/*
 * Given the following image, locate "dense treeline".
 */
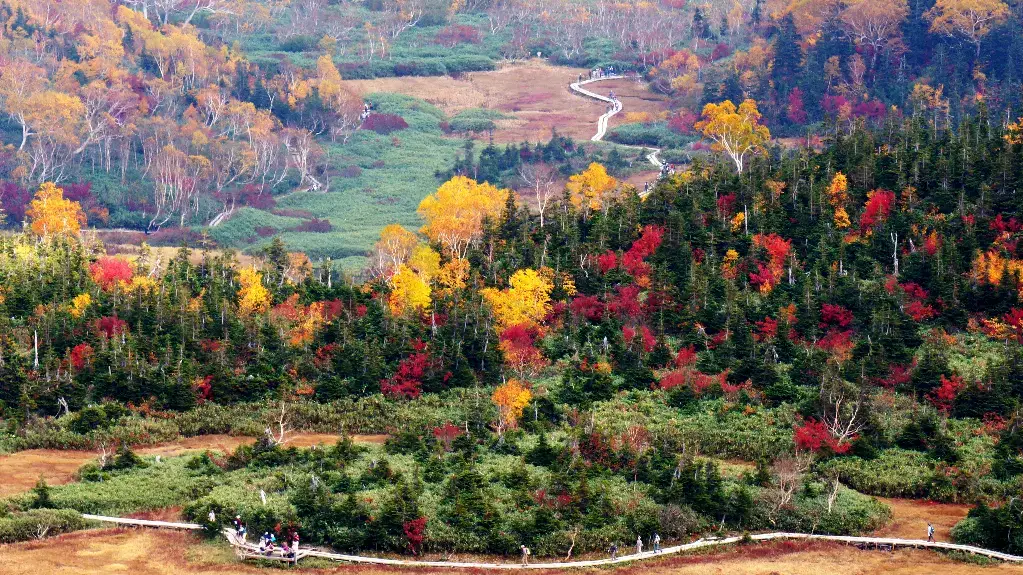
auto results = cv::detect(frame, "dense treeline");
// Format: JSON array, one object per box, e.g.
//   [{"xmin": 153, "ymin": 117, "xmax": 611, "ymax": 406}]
[{"xmin": 2, "ymin": 112, "xmax": 1023, "ymax": 553}]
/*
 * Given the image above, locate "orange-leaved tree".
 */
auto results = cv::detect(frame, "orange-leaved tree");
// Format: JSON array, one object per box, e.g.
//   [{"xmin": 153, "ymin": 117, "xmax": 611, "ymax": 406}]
[
  {"xmin": 566, "ymin": 162, "xmax": 619, "ymax": 216},
  {"xmin": 418, "ymin": 176, "xmax": 508, "ymax": 258},
  {"xmin": 492, "ymin": 379, "xmax": 532, "ymax": 435},
  {"xmin": 26, "ymin": 182, "xmax": 87, "ymax": 238},
  {"xmin": 694, "ymin": 99, "xmax": 770, "ymax": 173}
]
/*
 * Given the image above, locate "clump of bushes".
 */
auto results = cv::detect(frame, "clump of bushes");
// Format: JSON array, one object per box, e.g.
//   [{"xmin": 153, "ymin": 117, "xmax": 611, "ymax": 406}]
[
  {"xmin": 292, "ymin": 218, "xmax": 333, "ymax": 233},
  {"xmin": 0, "ymin": 509, "xmax": 86, "ymax": 543},
  {"xmin": 363, "ymin": 113, "xmax": 409, "ymax": 134}
]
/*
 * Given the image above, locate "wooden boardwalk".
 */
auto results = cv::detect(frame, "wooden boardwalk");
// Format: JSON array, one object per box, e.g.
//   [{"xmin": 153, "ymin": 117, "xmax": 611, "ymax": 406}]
[
  {"xmin": 569, "ymin": 76, "xmax": 664, "ymax": 176},
  {"xmin": 81, "ymin": 514, "xmax": 1023, "ymax": 568}
]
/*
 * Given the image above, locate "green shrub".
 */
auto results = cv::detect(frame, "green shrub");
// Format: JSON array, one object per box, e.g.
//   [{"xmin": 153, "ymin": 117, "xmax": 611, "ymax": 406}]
[{"xmin": 0, "ymin": 509, "xmax": 86, "ymax": 543}]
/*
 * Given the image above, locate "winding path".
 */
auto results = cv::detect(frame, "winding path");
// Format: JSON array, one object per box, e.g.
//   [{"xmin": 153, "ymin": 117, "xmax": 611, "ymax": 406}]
[
  {"xmin": 569, "ymin": 76, "xmax": 664, "ymax": 176},
  {"xmin": 82, "ymin": 514, "xmax": 1023, "ymax": 568}
]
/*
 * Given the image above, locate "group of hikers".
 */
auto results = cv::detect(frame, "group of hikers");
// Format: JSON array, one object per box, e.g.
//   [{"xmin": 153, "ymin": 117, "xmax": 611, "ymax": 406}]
[
  {"xmin": 519, "ymin": 534, "xmax": 662, "ymax": 565},
  {"xmin": 231, "ymin": 515, "xmax": 301, "ymax": 559}
]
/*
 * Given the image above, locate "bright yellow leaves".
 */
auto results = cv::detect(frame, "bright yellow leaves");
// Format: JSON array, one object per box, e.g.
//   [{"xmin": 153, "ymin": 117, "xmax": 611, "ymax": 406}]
[
  {"xmin": 730, "ymin": 212, "xmax": 745, "ymax": 233},
  {"xmin": 492, "ymin": 379, "xmax": 532, "ymax": 434},
  {"xmin": 694, "ymin": 99, "xmax": 770, "ymax": 173},
  {"xmin": 722, "ymin": 249, "xmax": 740, "ymax": 280},
  {"xmin": 27, "ymin": 182, "xmax": 87, "ymax": 238},
  {"xmin": 418, "ymin": 176, "xmax": 509, "ymax": 258},
  {"xmin": 389, "ymin": 265, "xmax": 432, "ymax": 315},
  {"xmin": 237, "ymin": 267, "xmax": 271, "ymax": 316},
  {"xmin": 481, "ymin": 268, "xmax": 553, "ymax": 331},
  {"xmin": 69, "ymin": 293, "xmax": 92, "ymax": 319},
  {"xmin": 827, "ymin": 172, "xmax": 851, "ymax": 229},
  {"xmin": 566, "ymin": 162, "xmax": 619, "ymax": 215}
]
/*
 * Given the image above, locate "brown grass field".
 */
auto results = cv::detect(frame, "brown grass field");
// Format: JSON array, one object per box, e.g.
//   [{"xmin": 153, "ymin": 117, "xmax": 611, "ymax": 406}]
[
  {"xmin": 348, "ymin": 60, "xmax": 670, "ymax": 144},
  {"xmin": 0, "ymin": 529, "xmax": 1017, "ymax": 575},
  {"xmin": 0, "ymin": 433, "xmax": 383, "ymax": 498}
]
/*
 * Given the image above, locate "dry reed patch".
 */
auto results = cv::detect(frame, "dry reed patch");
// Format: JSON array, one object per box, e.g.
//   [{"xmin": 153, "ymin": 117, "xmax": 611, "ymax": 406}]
[
  {"xmin": 0, "ymin": 433, "xmax": 384, "ymax": 498},
  {"xmin": 872, "ymin": 497, "xmax": 972, "ymax": 542},
  {"xmin": 348, "ymin": 60, "xmax": 605, "ymax": 143},
  {"xmin": 0, "ymin": 449, "xmax": 96, "ymax": 498}
]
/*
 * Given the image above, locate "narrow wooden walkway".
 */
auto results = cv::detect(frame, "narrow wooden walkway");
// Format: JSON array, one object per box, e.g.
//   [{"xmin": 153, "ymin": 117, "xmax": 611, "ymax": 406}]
[
  {"xmin": 81, "ymin": 514, "xmax": 1023, "ymax": 567},
  {"xmin": 568, "ymin": 76, "xmax": 664, "ymax": 177}
]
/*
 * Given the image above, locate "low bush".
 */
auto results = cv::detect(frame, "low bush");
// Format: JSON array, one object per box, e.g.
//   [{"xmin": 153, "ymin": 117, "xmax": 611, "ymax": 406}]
[
  {"xmin": 363, "ymin": 113, "xmax": 409, "ymax": 134},
  {"xmin": 0, "ymin": 509, "xmax": 86, "ymax": 543}
]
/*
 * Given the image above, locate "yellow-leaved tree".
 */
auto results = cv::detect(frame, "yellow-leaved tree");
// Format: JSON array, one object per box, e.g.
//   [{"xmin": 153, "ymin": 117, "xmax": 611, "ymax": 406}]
[
  {"xmin": 418, "ymin": 176, "xmax": 509, "ymax": 258},
  {"xmin": 566, "ymin": 163, "xmax": 619, "ymax": 216},
  {"xmin": 389, "ymin": 265, "xmax": 431, "ymax": 315},
  {"xmin": 925, "ymin": 0, "xmax": 1009, "ymax": 58},
  {"xmin": 372, "ymin": 223, "xmax": 419, "ymax": 278},
  {"xmin": 481, "ymin": 268, "xmax": 553, "ymax": 331},
  {"xmin": 26, "ymin": 182, "xmax": 87, "ymax": 237},
  {"xmin": 492, "ymin": 379, "xmax": 532, "ymax": 435},
  {"xmin": 827, "ymin": 172, "xmax": 851, "ymax": 229},
  {"xmin": 237, "ymin": 268, "xmax": 271, "ymax": 315},
  {"xmin": 694, "ymin": 99, "xmax": 770, "ymax": 173}
]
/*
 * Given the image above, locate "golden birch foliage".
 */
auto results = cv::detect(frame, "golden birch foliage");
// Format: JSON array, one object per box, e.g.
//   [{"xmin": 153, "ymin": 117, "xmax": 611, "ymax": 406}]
[
  {"xmin": 408, "ymin": 244, "xmax": 441, "ymax": 280},
  {"xmin": 481, "ymin": 268, "xmax": 553, "ymax": 330},
  {"xmin": 492, "ymin": 379, "xmax": 532, "ymax": 431},
  {"xmin": 566, "ymin": 162, "xmax": 618, "ymax": 213},
  {"xmin": 389, "ymin": 264, "xmax": 431, "ymax": 315},
  {"xmin": 69, "ymin": 293, "xmax": 92, "ymax": 319},
  {"xmin": 27, "ymin": 182, "xmax": 87, "ymax": 237},
  {"xmin": 694, "ymin": 99, "xmax": 770, "ymax": 173},
  {"xmin": 925, "ymin": 0, "xmax": 1009, "ymax": 53},
  {"xmin": 373, "ymin": 224, "xmax": 419, "ymax": 278},
  {"xmin": 436, "ymin": 257, "xmax": 470, "ymax": 294},
  {"xmin": 418, "ymin": 176, "xmax": 509, "ymax": 257},
  {"xmin": 237, "ymin": 267, "xmax": 271, "ymax": 315}
]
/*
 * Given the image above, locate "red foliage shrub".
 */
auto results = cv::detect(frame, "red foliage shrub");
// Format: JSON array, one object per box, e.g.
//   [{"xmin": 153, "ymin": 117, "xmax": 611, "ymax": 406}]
[
  {"xmin": 641, "ymin": 326, "xmax": 656, "ymax": 352},
  {"xmin": 905, "ymin": 300, "xmax": 937, "ymax": 321},
  {"xmin": 819, "ymin": 303, "xmax": 853, "ymax": 329},
  {"xmin": 877, "ymin": 363, "xmax": 913, "ymax": 388},
  {"xmin": 89, "ymin": 256, "xmax": 133, "ymax": 291},
  {"xmin": 432, "ymin": 422, "xmax": 463, "ymax": 451},
  {"xmin": 675, "ymin": 345, "xmax": 698, "ymax": 368},
  {"xmin": 716, "ymin": 193, "xmax": 736, "ymax": 218},
  {"xmin": 500, "ymin": 323, "xmax": 546, "ymax": 373},
  {"xmin": 363, "ymin": 113, "xmax": 408, "ymax": 134},
  {"xmin": 608, "ymin": 284, "xmax": 643, "ymax": 320},
  {"xmin": 193, "ymin": 375, "xmax": 213, "ymax": 402},
  {"xmin": 254, "ymin": 226, "xmax": 277, "ymax": 237},
  {"xmin": 710, "ymin": 42, "xmax": 732, "ymax": 60},
  {"xmin": 786, "ymin": 87, "xmax": 807, "ymax": 124},
  {"xmin": 381, "ymin": 345, "xmax": 432, "ymax": 399},
  {"xmin": 434, "ymin": 24, "xmax": 481, "ymax": 47},
  {"xmin": 571, "ymin": 295, "xmax": 605, "ymax": 321},
  {"xmin": 793, "ymin": 418, "xmax": 853, "ymax": 454},
  {"xmin": 668, "ymin": 109, "xmax": 699, "ymax": 134},
  {"xmin": 597, "ymin": 250, "xmax": 618, "ymax": 274},
  {"xmin": 859, "ymin": 189, "xmax": 895, "ymax": 231},
  {"xmin": 928, "ymin": 374, "xmax": 966, "ymax": 413},
  {"xmin": 69, "ymin": 343, "xmax": 93, "ymax": 371},
  {"xmin": 403, "ymin": 517, "xmax": 427, "ymax": 555},
  {"xmin": 95, "ymin": 316, "xmax": 128, "ymax": 339},
  {"xmin": 754, "ymin": 316, "xmax": 778, "ymax": 342},
  {"xmin": 292, "ymin": 218, "xmax": 333, "ymax": 233}
]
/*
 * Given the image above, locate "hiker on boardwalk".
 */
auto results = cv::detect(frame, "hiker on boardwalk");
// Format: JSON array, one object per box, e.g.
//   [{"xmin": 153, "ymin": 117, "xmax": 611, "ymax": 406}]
[
  {"xmin": 653, "ymin": 533, "xmax": 661, "ymax": 553},
  {"xmin": 233, "ymin": 516, "xmax": 246, "ymax": 540},
  {"xmin": 927, "ymin": 523, "xmax": 935, "ymax": 542},
  {"xmin": 520, "ymin": 544, "xmax": 531, "ymax": 565},
  {"xmin": 292, "ymin": 531, "xmax": 300, "ymax": 553},
  {"xmin": 609, "ymin": 542, "xmax": 618, "ymax": 560},
  {"xmin": 208, "ymin": 510, "xmax": 216, "ymax": 524},
  {"xmin": 636, "ymin": 535, "xmax": 643, "ymax": 554}
]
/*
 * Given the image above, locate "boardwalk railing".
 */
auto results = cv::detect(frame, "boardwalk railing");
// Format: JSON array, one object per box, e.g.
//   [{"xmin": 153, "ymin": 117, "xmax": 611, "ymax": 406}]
[{"xmin": 81, "ymin": 514, "xmax": 1023, "ymax": 568}]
